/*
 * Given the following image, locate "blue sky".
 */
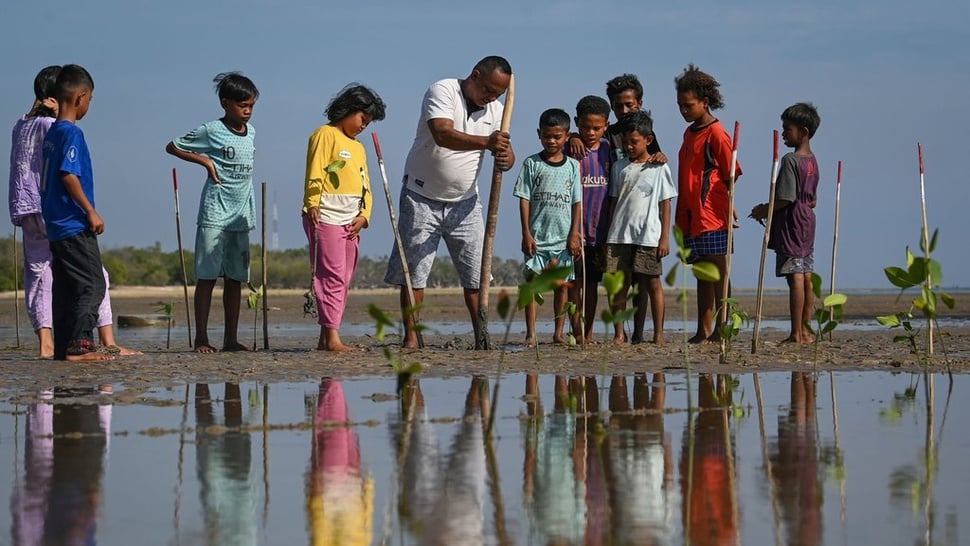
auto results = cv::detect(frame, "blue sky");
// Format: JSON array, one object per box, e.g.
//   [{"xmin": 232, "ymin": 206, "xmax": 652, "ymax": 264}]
[{"xmin": 3, "ymin": 0, "xmax": 968, "ymax": 289}]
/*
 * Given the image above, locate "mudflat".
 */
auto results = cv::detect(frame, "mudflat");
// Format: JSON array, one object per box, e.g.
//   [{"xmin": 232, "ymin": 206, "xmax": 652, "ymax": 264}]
[{"xmin": 0, "ymin": 287, "xmax": 966, "ymax": 393}]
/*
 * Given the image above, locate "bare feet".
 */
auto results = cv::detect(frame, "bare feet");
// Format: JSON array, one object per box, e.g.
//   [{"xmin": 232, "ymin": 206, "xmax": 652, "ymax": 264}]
[
  {"xmin": 222, "ymin": 342, "xmax": 251, "ymax": 352},
  {"xmin": 612, "ymin": 333, "xmax": 627, "ymax": 345},
  {"xmin": 631, "ymin": 334, "xmax": 644, "ymax": 345},
  {"xmin": 195, "ymin": 343, "xmax": 218, "ymax": 354},
  {"xmin": 688, "ymin": 333, "xmax": 712, "ymax": 344},
  {"xmin": 524, "ymin": 335, "xmax": 537, "ymax": 349},
  {"xmin": 316, "ymin": 342, "xmax": 358, "ymax": 352},
  {"xmin": 652, "ymin": 335, "xmax": 665, "ymax": 345},
  {"xmin": 65, "ymin": 351, "xmax": 115, "ymax": 362},
  {"xmin": 102, "ymin": 345, "xmax": 143, "ymax": 356},
  {"xmin": 552, "ymin": 333, "xmax": 568, "ymax": 345}
]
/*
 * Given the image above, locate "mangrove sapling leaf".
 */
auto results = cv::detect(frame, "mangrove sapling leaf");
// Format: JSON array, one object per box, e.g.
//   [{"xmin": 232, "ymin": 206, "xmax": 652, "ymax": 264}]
[
  {"xmin": 247, "ymin": 283, "xmax": 264, "ymax": 350},
  {"xmin": 877, "ymin": 314, "xmax": 902, "ymax": 327},
  {"xmin": 692, "ymin": 261, "xmax": 721, "ymax": 283},
  {"xmin": 368, "ymin": 304, "xmax": 395, "ymax": 341},
  {"xmin": 885, "ymin": 266, "xmax": 917, "ymax": 289},
  {"xmin": 664, "ymin": 266, "xmax": 677, "ymax": 287},
  {"xmin": 325, "ymin": 159, "xmax": 346, "ymax": 189},
  {"xmin": 823, "ymin": 293, "xmax": 848, "ymax": 307},
  {"xmin": 920, "ymin": 228, "xmax": 939, "ymax": 253},
  {"xmin": 497, "ymin": 291, "xmax": 511, "ymax": 320},
  {"xmin": 941, "ymin": 293, "xmax": 956, "ymax": 309},
  {"xmin": 603, "ymin": 271, "xmax": 624, "ymax": 304}
]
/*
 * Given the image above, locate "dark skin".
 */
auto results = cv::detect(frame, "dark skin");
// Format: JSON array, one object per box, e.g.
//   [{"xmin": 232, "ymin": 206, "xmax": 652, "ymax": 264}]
[
  {"xmin": 400, "ymin": 66, "xmax": 517, "ymax": 349},
  {"xmin": 165, "ymin": 96, "xmax": 256, "ymax": 353}
]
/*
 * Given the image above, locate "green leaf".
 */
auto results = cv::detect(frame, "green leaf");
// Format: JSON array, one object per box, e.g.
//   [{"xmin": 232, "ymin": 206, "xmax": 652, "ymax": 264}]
[
  {"xmin": 905, "ymin": 247, "xmax": 915, "ymax": 268},
  {"xmin": 325, "ymin": 159, "xmax": 346, "ymax": 173},
  {"xmin": 534, "ymin": 292, "xmax": 545, "ymax": 306},
  {"xmin": 823, "ymin": 293, "xmax": 847, "ymax": 307},
  {"xmin": 811, "ymin": 272, "xmax": 823, "ymax": 299},
  {"xmin": 677, "ymin": 291, "xmax": 688, "ymax": 303},
  {"xmin": 907, "ymin": 258, "xmax": 927, "ymax": 284},
  {"xmin": 247, "ymin": 293, "xmax": 259, "ymax": 309},
  {"xmin": 893, "ymin": 335, "xmax": 911, "ymax": 344},
  {"xmin": 822, "ymin": 322, "xmax": 838, "ymax": 334},
  {"xmin": 664, "ymin": 265, "xmax": 678, "ymax": 287},
  {"xmin": 614, "ymin": 309, "xmax": 635, "ymax": 323},
  {"xmin": 673, "ymin": 225, "xmax": 686, "ymax": 249},
  {"xmin": 884, "ymin": 266, "xmax": 916, "ymax": 289},
  {"xmin": 603, "ymin": 271, "xmax": 625, "ymax": 298},
  {"xmin": 328, "ymin": 171, "xmax": 340, "ymax": 189},
  {"xmin": 941, "ymin": 292, "xmax": 956, "ymax": 309},
  {"xmin": 367, "ymin": 304, "xmax": 395, "ymax": 328},
  {"xmin": 691, "ymin": 261, "xmax": 721, "ymax": 282},
  {"xmin": 921, "ymin": 285, "xmax": 937, "ymax": 316},
  {"xmin": 926, "ymin": 258, "xmax": 943, "ymax": 286},
  {"xmin": 600, "ymin": 309, "xmax": 614, "ymax": 324},
  {"xmin": 405, "ymin": 363, "xmax": 423, "ymax": 375},
  {"xmin": 877, "ymin": 314, "xmax": 901, "ymax": 327},
  {"xmin": 929, "ymin": 228, "xmax": 939, "ymax": 253},
  {"xmin": 247, "ymin": 282, "xmax": 258, "ymax": 293},
  {"xmin": 497, "ymin": 291, "xmax": 511, "ymax": 319}
]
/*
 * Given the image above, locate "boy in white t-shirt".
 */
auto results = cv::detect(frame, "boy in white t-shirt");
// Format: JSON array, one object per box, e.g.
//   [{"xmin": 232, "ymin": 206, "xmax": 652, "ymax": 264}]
[{"xmin": 604, "ymin": 111, "xmax": 677, "ymax": 344}]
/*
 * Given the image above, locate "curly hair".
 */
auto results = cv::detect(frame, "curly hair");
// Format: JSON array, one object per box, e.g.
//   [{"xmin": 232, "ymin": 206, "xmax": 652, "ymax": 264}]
[
  {"xmin": 781, "ymin": 102, "xmax": 821, "ymax": 138},
  {"xmin": 674, "ymin": 64, "xmax": 724, "ymax": 111},
  {"xmin": 325, "ymin": 84, "xmax": 386, "ymax": 122},
  {"xmin": 605, "ymin": 74, "xmax": 643, "ymax": 103},
  {"xmin": 575, "ymin": 95, "xmax": 611, "ymax": 119}
]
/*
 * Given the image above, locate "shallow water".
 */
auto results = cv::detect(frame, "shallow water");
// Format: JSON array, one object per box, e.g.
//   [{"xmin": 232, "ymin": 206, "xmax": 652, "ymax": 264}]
[{"xmin": 0, "ymin": 372, "xmax": 965, "ymax": 545}]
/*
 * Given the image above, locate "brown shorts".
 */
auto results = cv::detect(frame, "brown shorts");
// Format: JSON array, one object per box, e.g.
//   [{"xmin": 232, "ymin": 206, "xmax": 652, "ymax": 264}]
[{"xmin": 605, "ymin": 244, "xmax": 662, "ymax": 276}]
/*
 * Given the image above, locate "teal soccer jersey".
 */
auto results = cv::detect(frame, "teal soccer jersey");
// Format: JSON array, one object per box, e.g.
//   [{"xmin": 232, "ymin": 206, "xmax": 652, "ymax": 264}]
[
  {"xmin": 513, "ymin": 154, "xmax": 582, "ymax": 251},
  {"xmin": 173, "ymin": 120, "xmax": 256, "ymax": 231}
]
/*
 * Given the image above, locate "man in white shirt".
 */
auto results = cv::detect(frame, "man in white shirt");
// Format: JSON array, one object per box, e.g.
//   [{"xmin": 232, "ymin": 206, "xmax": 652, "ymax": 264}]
[{"xmin": 384, "ymin": 56, "xmax": 515, "ymax": 348}]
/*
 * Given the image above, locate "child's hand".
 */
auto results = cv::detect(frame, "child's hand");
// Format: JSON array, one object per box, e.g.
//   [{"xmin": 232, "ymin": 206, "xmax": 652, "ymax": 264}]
[
  {"xmin": 521, "ymin": 233, "xmax": 537, "ymax": 257},
  {"xmin": 657, "ymin": 236, "xmax": 670, "ymax": 258},
  {"xmin": 346, "ymin": 216, "xmax": 368, "ymax": 240},
  {"xmin": 567, "ymin": 135, "xmax": 588, "ymax": 159},
  {"xmin": 646, "ymin": 151, "xmax": 668, "ymax": 165},
  {"xmin": 567, "ymin": 232, "xmax": 582, "ymax": 258},
  {"xmin": 306, "ymin": 207, "xmax": 321, "ymax": 224},
  {"xmin": 88, "ymin": 210, "xmax": 105, "ymax": 235},
  {"xmin": 203, "ymin": 157, "xmax": 220, "ymax": 184},
  {"xmin": 41, "ymin": 97, "xmax": 59, "ymax": 115},
  {"xmin": 748, "ymin": 203, "xmax": 769, "ymax": 225}
]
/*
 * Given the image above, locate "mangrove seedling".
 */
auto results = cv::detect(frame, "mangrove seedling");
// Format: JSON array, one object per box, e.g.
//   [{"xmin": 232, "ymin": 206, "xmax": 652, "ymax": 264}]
[
  {"xmin": 247, "ymin": 282, "xmax": 263, "ymax": 351},
  {"xmin": 804, "ymin": 272, "xmax": 848, "ymax": 368},
  {"xmin": 368, "ymin": 303, "xmax": 423, "ymax": 395}
]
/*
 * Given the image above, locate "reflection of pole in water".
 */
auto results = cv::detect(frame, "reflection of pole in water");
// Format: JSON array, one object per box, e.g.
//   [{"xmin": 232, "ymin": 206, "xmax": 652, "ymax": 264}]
[
  {"xmin": 262, "ymin": 383, "xmax": 270, "ymax": 525},
  {"xmin": 922, "ymin": 371, "xmax": 934, "ymax": 546},
  {"xmin": 754, "ymin": 374, "xmax": 784, "ymax": 546},
  {"xmin": 829, "ymin": 371, "xmax": 847, "ymax": 524},
  {"xmin": 174, "ymin": 384, "xmax": 190, "ymax": 545}
]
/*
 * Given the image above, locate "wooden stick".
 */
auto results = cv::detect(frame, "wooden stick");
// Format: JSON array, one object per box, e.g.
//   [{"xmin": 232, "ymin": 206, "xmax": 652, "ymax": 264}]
[
  {"xmin": 475, "ymin": 74, "xmax": 515, "ymax": 350},
  {"xmin": 720, "ymin": 121, "xmax": 740, "ymax": 362},
  {"xmin": 172, "ymin": 168, "xmax": 193, "ymax": 348},
  {"xmin": 261, "ymin": 181, "xmax": 269, "ymax": 350},
  {"xmin": 752, "ymin": 130, "xmax": 781, "ymax": 353},
  {"xmin": 13, "ymin": 226, "xmax": 21, "ymax": 348},
  {"xmin": 917, "ymin": 143, "xmax": 933, "ymax": 354},
  {"xmin": 828, "ymin": 161, "xmax": 843, "ymax": 341},
  {"xmin": 372, "ymin": 132, "xmax": 424, "ymax": 348}
]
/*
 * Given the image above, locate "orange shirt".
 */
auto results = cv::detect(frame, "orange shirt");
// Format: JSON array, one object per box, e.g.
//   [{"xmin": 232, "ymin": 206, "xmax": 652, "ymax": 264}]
[{"xmin": 676, "ymin": 120, "xmax": 742, "ymax": 236}]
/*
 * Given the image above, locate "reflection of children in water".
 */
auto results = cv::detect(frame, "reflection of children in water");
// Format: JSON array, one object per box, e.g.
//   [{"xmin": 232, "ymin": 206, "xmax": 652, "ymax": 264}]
[
  {"xmin": 306, "ymin": 378, "xmax": 374, "ymax": 546},
  {"xmin": 11, "ymin": 390, "xmax": 111, "ymax": 546},
  {"xmin": 606, "ymin": 373, "xmax": 678, "ymax": 544},
  {"xmin": 392, "ymin": 376, "xmax": 488, "ymax": 546},
  {"xmin": 194, "ymin": 383, "xmax": 258, "ymax": 545},
  {"xmin": 680, "ymin": 373, "xmax": 739, "ymax": 546},
  {"xmin": 771, "ymin": 372, "xmax": 822, "ymax": 545}
]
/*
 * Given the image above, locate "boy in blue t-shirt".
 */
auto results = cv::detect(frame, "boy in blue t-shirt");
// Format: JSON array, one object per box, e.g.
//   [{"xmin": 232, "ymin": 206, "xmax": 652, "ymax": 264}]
[
  {"xmin": 513, "ymin": 109, "xmax": 582, "ymax": 347},
  {"xmin": 40, "ymin": 65, "xmax": 112, "ymax": 361},
  {"xmin": 166, "ymin": 72, "xmax": 259, "ymax": 353}
]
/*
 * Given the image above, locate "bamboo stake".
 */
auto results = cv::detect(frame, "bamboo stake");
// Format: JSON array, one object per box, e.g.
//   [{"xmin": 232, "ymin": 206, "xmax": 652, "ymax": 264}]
[
  {"xmin": 917, "ymin": 143, "xmax": 933, "ymax": 355},
  {"xmin": 828, "ymin": 161, "xmax": 843, "ymax": 341},
  {"xmin": 172, "ymin": 169, "xmax": 193, "ymax": 348},
  {"xmin": 752, "ymin": 130, "xmax": 780, "ymax": 353},
  {"xmin": 475, "ymin": 74, "xmax": 515, "ymax": 350},
  {"xmin": 261, "ymin": 181, "xmax": 269, "ymax": 350},
  {"xmin": 13, "ymin": 227, "xmax": 21, "ymax": 348},
  {"xmin": 371, "ymin": 132, "xmax": 424, "ymax": 348},
  {"xmin": 719, "ymin": 121, "xmax": 740, "ymax": 362}
]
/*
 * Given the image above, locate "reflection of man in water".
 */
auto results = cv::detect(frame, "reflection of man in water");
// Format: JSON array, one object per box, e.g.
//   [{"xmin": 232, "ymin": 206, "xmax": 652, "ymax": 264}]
[
  {"xmin": 771, "ymin": 372, "xmax": 822, "ymax": 545},
  {"xmin": 680, "ymin": 373, "xmax": 739, "ymax": 546},
  {"xmin": 606, "ymin": 373, "xmax": 678, "ymax": 544},
  {"xmin": 195, "ymin": 383, "xmax": 258, "ymax": 545},
  {"xmin": 392, "ymin": 376, "xmax": 488, "ymax": 546},
  {"xmin": 11, "ymin": 390, "xmax": 111, "ymax": 546},
  {"xmin": 306, "ymin": 378, "xmax": 374, "ymax": 546}
]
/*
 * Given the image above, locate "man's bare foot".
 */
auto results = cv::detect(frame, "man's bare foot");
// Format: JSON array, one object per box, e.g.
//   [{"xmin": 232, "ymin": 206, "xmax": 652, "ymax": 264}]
[
  {"xmin": 612, "ymin": 334, "xmax": 627, "ymax": 345},
  {"xmin": 402, "ymin": 336, "xmax": 420, "ymax": 349},
  {"xmin": 688, "ymin": 333, "xmax": 712, "ymax": 344},
  {"xmin": 631, "ymin": 334, "xmax": 644, "ymax": 345},
  {"xmin": 553, "ymin": 333, "xmax": 568, "ymax": 345},
  {"xmin": 222, "ymin": 342, "xmax": 251, "ymax": 352},
  {"xmin": 524, "ymin": 335, "xmax": 537, "ymax": 349},
  {"xmin": 102, "ymin": 345, "xmax": 143, "ymax": 356},
  {"xmin": 195, "ymin": 343, "xmax": 218, "ymax": 354},
  {"xmin": 652, "ymin": 335, "xmax": 665, "ymax": 345},
  {"xmin": 801, "ymin": 333, "xmax": 815, "ymax": 344},
  {"xmin": 65, "ymin": 352, "xmax": 115, "ymax": 362}
]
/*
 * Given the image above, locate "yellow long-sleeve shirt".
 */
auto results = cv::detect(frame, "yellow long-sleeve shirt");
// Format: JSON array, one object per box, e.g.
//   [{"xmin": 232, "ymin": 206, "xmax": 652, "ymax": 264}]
[{"xmin": 302, "ymin": 124, "xmax": 372, "ymax": 225}]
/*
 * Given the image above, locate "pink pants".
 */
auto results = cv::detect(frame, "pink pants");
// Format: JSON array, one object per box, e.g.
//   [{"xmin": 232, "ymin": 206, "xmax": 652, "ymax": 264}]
[
  {"xmin": 20, "ymin": 214, "xmax": 112, "ymax": 331},
  {"xmin": 303, "ymin": 217, "xmax": 359, "ymax": 329}
]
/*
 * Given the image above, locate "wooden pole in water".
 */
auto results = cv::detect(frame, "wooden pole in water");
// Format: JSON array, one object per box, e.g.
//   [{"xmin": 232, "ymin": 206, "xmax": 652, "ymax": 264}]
[
  {"xmin": 719, "ymin": 122, "xmax": 740, "ymax": 362},
  {"xmin": 752, "ymin": 130, "xmax": 780, "ymax": 354},
  {"xmin": 917, "ymin": 144, "xmax": 933, "ymax": 355},
  {"xmin": 828, "ymin": 161, "xmax": 843, "ymax": 341},
  {"xmin": 372, "ymin": 132, "xmax": 424, "ymax": 348},
  {"xmin": 475, "ymin": 74, "xmax": 515, "ymax": 350},
  {"xmin": 261, "ymin": 181, "xmax": 269, "ymax": 350},
  {"xmin": 13, "ymin": 227, "xmax": 21, "ymax": 348},
  {"xmin": 172, "ymin": 169, "xmax": 193, "ymax": 348}
]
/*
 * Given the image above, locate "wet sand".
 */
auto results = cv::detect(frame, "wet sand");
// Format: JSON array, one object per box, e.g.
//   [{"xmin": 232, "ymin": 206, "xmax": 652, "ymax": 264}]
[{"xmin": 0, "ymin": 287, "xmax": 967, "ymax": 393}]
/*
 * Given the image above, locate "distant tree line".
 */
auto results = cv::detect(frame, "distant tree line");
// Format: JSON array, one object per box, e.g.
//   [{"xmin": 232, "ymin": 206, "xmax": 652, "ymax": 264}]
[{"xmin": 0, "ymin": 235, "xmax": 527, "ymax": 290}]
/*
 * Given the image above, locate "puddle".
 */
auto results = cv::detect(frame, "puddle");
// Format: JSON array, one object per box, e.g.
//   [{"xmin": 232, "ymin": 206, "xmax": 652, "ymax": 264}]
[{"xmin": 0, "ymin": 372, "xmax": 965, "ymax": 545}]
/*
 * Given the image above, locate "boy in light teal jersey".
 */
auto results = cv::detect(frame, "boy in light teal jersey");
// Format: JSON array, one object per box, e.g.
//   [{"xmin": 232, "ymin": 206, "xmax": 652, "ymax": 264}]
[
  {"xmin": 514, "ymin": 108, "xmax": 582, "ymax": 347},
  {"xmin": 166, "ymin": 72, "xmax": 258, "ymax": 353}
]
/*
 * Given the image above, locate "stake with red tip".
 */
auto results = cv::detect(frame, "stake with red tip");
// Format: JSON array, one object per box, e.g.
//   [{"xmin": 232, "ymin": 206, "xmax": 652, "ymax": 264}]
[
  {"xmin": 752, "ymin": 130, "xmax": 781, "ymax": 353},
  {"xmin": 720, "ymin": 121, "xmax": 740, "ymax": 362}
]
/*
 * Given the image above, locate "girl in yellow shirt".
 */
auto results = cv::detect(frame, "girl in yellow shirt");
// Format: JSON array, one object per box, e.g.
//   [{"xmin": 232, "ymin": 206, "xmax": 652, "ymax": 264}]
[{"xmin": 302, "ymin": 84, "xmax": 386, "ymax": 351}]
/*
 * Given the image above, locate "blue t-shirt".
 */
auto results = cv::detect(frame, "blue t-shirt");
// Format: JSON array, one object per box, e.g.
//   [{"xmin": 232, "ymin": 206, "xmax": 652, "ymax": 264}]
[
  {"xmin": 41, "ymin": 120, "xmax": 94, "ymax": 242},
  {"xmin": 172, "ymin": 120, "xmax": 256, "ymax": 231},
  {"xmin": 512, "ymin": 153, "xmax": 582, "ymax": 251}
]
